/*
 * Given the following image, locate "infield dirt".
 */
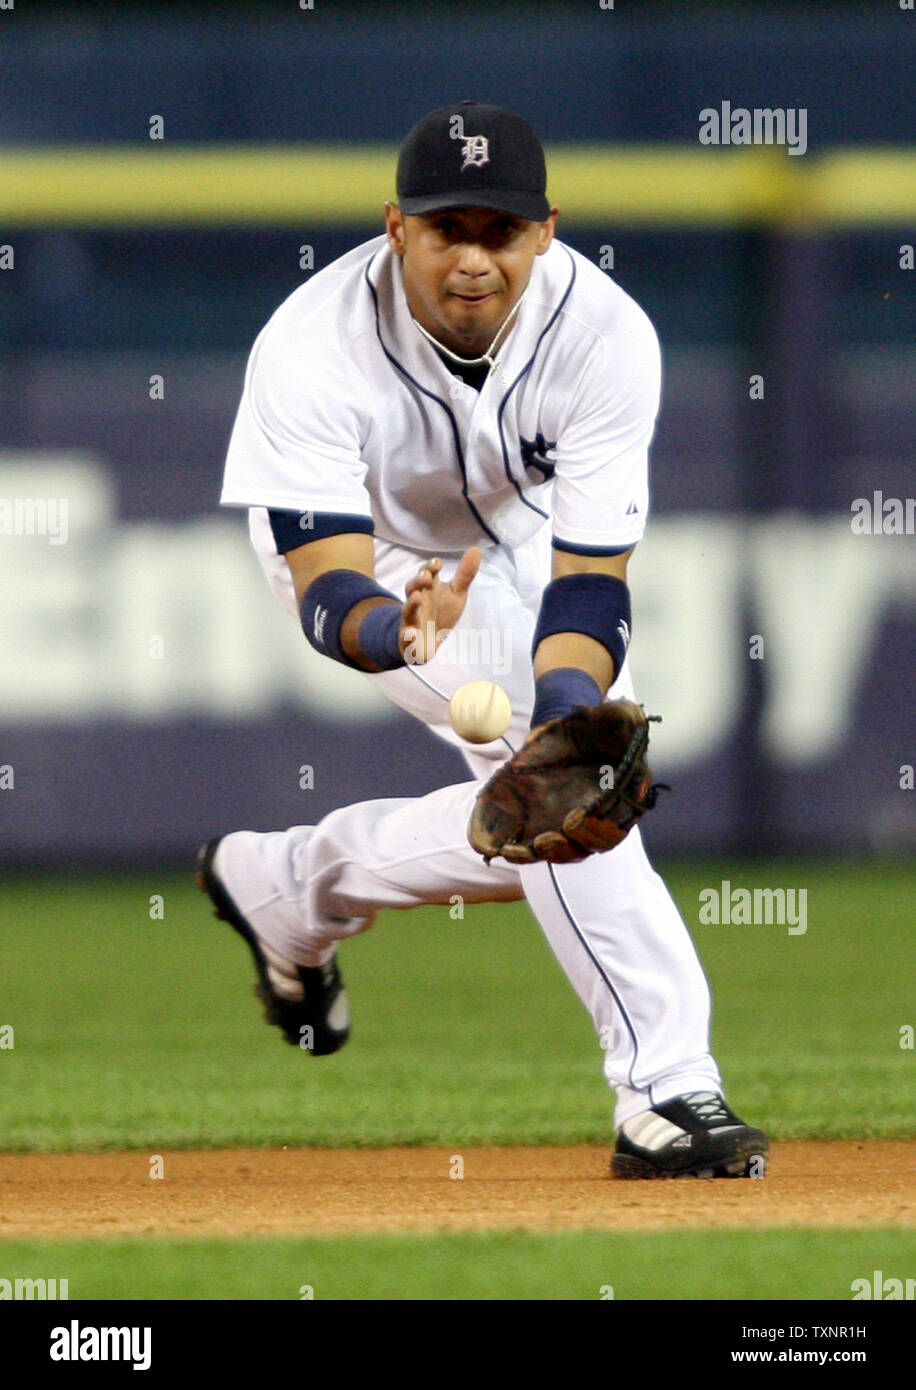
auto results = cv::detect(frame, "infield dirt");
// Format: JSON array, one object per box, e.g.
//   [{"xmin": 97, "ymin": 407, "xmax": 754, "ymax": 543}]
[{"xmin": 1, "ymin": 1141, "xmax": 913, "ymax": 1238}]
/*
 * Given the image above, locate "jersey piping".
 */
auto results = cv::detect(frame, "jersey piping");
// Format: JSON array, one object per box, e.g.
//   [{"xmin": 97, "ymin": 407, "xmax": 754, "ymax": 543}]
[
  {"xmin": 363, "ymin": 258, "xmax": 502, "ymax": 546},
  {"xmin": 495, "ymin": 244, "xmax": 578, "ymax": 523}
]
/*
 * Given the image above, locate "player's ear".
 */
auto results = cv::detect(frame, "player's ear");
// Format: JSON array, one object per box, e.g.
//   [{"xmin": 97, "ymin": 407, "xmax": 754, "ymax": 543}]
[
  {"xmin": 535, "ymin": 208, "xmax": 559, "ymax": 255},
  {"xmin": 385, "ymin": 202, "xmax": 407, "ymax": 257}
]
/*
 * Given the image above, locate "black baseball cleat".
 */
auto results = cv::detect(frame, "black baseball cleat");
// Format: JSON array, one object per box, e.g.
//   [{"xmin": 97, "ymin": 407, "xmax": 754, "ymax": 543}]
[
  {"xmin": 611, "ymin": 1091, "xmax": 769, "ymax": 1179},
  {"xmin": 196, "ymin": 837, "xmax": 350, "ymax": 1056}
]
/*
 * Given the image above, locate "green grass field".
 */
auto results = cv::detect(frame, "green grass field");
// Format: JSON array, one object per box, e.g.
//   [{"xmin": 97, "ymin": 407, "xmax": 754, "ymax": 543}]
[
  {"xmin": 1, "ymin": 1229, "xmax": 912, "ymax": 1301},
  {"xmin": 1, "ymin": 859, "xmax": 913, "ymax": 1300},
  {"xmin": 1, "ymin": 859, "xmax": 912, "ymax": 1150}
]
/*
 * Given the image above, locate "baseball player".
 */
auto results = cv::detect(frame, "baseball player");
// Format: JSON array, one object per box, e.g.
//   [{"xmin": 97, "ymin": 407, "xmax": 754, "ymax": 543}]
[{"xmin": 200, "ymin": 102, "xmax": 768, "ymax": 1178}]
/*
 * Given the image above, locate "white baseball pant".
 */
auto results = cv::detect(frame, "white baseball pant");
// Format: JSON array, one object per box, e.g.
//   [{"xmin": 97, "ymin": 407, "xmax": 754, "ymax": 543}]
[{"xmin": 230, "ymin": 512, "xmax": 722, "ymax": 1126}]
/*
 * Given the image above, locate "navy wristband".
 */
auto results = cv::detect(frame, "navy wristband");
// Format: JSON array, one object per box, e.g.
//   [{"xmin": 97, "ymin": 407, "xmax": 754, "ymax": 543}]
[
  {"xmin": 532, "ymin": 573, "xmax": 632, "ymax": 681},
  {"xmin": 531, "ymin": 668, "xmax": 602, "ymax": 728},
  {"xmin": 301, "ymin": 570, "xmax": 404, "ymax": 671},
  {"xmin": 357, "ymin": 600, "xmax": 403, "ymax": 669}
]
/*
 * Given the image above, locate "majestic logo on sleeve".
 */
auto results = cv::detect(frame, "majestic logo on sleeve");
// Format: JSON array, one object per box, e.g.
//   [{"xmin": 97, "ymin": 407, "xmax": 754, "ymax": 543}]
[
  {"xmin": 520, "ymin": 433, "xmax": 557, "ymax": 483},
  {"xmin": 460, "ymin": 135, "xmax": 490, "ymax": 170},
  {"xmin": 314, "ymin": 605, "xmax": 328, "ymax": 646},
  {"xmin": 617, "ymin": 619, "xmax": 631, "ymax": 651}
]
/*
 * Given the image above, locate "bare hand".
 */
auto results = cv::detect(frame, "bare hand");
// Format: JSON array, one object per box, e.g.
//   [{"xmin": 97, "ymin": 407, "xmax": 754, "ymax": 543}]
[{"xmin": 400, "ymin": 548, "xmax": 481, "ymax": 664}]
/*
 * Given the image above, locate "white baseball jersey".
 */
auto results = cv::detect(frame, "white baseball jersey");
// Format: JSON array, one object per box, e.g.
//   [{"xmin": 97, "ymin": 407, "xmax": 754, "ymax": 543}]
[
  {"xmin": 221, "ymin": 234, "xmax": 661, "ymax": 557},
  {"xmin": 215, "ymin": 231, "xmax": 724, "ymax": 1124}
]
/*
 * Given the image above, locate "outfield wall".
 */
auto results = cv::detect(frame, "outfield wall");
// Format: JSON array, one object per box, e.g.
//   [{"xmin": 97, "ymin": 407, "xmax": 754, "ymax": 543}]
[
  {"xmin": 2, "ymin": 221, "xmax": 913, "ymax": 863},
  {"xmin": 1, "ymin": 6, "xmax": 914, "ymax": 863}
]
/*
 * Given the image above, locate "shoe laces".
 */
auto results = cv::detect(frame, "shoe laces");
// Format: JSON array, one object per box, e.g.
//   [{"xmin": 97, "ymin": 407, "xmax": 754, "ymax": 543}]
[
  {"xmin": 262, "ymin": 943, "xmax": 305, "ymax": 1002},
  {"xmin": 683, "ymin": 1092, "xmax": 732, "ymax": 1126}
]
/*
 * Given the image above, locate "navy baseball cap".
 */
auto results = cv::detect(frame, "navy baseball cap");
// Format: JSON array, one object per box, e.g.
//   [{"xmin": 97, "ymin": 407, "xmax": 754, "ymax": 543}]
[{"xmin": 396, "ymin": 101, "xmax": 550, "ymax": 222}]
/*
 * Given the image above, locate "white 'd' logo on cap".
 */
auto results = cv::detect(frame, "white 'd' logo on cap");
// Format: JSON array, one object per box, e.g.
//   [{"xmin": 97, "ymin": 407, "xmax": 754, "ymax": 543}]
[{"xmin": 460, "ymin": 135, "xmax": 490, "ymax": 170}]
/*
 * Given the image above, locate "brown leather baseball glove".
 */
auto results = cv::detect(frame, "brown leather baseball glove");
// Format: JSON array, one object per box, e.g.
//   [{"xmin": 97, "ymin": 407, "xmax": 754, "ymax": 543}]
[{"xmin": 468, "ymin": 698, "xmax": 663, "ymax": 865}]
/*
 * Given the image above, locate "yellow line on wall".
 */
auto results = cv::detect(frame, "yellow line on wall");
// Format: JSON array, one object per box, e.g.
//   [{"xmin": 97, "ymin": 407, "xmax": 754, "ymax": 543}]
[{"xmin": 0, "ymin": 145, "xmax": 913, "ymax": 226}]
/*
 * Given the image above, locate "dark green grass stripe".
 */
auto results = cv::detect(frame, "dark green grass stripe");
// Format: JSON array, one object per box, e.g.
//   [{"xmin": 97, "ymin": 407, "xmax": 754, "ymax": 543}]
[{"xmin": 1, "ymin": 1229, "xmax": 914, "ymax": 1301}]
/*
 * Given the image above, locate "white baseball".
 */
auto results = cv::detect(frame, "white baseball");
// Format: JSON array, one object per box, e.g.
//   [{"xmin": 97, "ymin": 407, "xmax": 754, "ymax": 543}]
[{"xmin": 448, "ymin": 681, "xmax": 513, "ymax": 744}]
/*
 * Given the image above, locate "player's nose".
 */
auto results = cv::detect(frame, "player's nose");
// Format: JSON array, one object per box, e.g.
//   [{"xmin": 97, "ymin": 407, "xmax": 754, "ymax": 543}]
[{"xmin": 453, "ymin": 240, "xmax": 494, "ymax": 277}]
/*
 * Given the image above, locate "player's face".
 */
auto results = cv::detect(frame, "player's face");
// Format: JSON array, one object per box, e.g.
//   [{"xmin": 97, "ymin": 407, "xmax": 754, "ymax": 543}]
[{"xmin": 386, "ymin": 204, "xmax": 558, "ymax": 357}]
